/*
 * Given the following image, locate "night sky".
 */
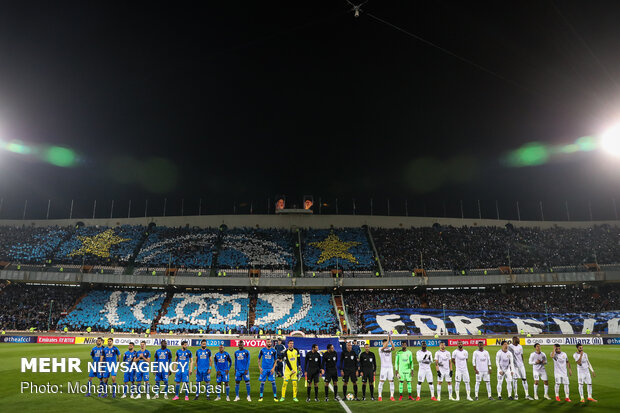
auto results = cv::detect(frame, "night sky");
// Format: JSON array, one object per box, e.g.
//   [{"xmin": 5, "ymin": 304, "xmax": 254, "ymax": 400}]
[{"xmin": 1, "ymin": 1, "xmax": 620, "ymax": 220}]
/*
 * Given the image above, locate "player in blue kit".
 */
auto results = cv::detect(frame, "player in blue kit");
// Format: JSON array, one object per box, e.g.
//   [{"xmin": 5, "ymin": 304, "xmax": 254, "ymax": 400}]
[
  {"xmin": 258, "ymin": 338, "xmax": 279, "ymax": 402},
  {"xmin": 234, "ymin": 341, "xmax": 251, "ymax": 401},
  {"xmin": 102, "ymin": 338, "xmax": 121, "ymax": 398},
  {"xmin": 214, "ymin": 344, "xmax": 232, "ymax": 401},
  {"xmin": 121, "ymin": 342, "xmax": 137, "ymax": 398},
  {"xmin": 134, "ymin": 341, "xmax": 151, "ymax": 399},
  {"xmin": 153, "ymin": 340, "xmax": 172, "ymax": 399},
  {"xmin": 173, "ymin": 340, "xmax": 193, "ymax": 401},
  {"xmin": 86, "ymin": 337, "xmax": 105, "ymax": 397},
  {"xmin": 194, "ymin": 339, "xmax": 212, "ymax": 400}
]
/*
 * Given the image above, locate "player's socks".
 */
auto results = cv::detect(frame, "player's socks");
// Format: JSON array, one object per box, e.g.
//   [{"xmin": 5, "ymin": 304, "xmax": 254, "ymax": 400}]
[
  {"xmin": 555, "ymin": 383, "xmax": 560, "ymax": 398},
  {"xmin": 378, "ymin": 381, "xmax": 384, "ymax": 397},
  {"xmin": 362, "ymin": 384, "xmax": 366, "ymax": 398},
  {"xmin": 196, "ymin": 382, "xmax": 200, "ymax": 397},
  {"xmin": 175, "ymin": 384, "xmax": 180, "ymax": 397},
  {"xmin": 430, "ymin": 383, "xmax": 435, "ymax": 398},
  {"xmin": 343, "ymin": 384, "xmax": 348, "ymax": 398},
  {"xmin": 448, "ymin": 383, "xmax": 453, "ymax": 398},
  {"xmin": 314, "ymin": 386, "xmax": 319, "ymax": 399},
  {"xmin": 437, "ymin": 383, "xmax": 442, "ymax": 399},
  {"xmin": 333, "ymin": 385, "xmax": 338, "ymax": 398},
  {"xmin": 260, "ymin": 382, "xmax": 264, "ymax": 397},
  {"xmin": 353, "ymin": 384, "xmax": 358, "ymax": 398},
  {"xmin": 282, "ymin": 381, "xmax": 288, "ymax": 398},
  {"xmin": 407, "ymin": 382, "xmax": 412, "ymax": 394},
  {"xmin": 225, "ymin": 385, "xmax": 230, "ymax": 397},
  {"xmin": 533, "ymin": 383, "xmax": 538, "ymax": 397},
  {"xmin": 513, "ymin": 380, "xmax": 518, "ymax": 398},
  {"xmin": 506, "ymin": 381, "xmax": 512, "ymax": 397},
  {"xmin": 455, "ymin": 381, "xmax": 461, "ymax": 397},
  {"xmin": 292, "ymin": 380, "xmax": 297, "ymax": 398},
  {"xmin": 475, "ymin": 381, "xmax": 479, "ymax": 397},
  {"xmin": 465, "ymin": 382, "xmax": 471, "ymax": 398},
  {"xmin": 398, "ymin": 382, "xmax": 403, "ymax": 394},
  {"xmin": 325, "ymin": 385, "xmax": 330, "ymax": 398},
  {"xmin": 485, "ymin": 382, "xmax": 491, "ymax": 397},
  {"xmin": 587, "ymin": 384, "xmax": 593, "ymax": 399},
  {"xmin": 246, "ymin": 382, "xmax": 251, "ymax": 397},
  {"xmin": 496, "ymin": 382, "xmax": 501, "ymax": 398},
  {"xmin": 235, "ymin": 383, "xmax": 240, "ymax": 397},
  {"xmin": 272, "ymin": 382, "xmax": 277, "ymax": 397},
  {"xmin": 389, "ymin": 381, "xmax": 394, "ymax": 397},
  {"xmin": 370, "ymin": 384, "xmax": 374, "ymax": 399},
  {"xmin": 416, "ymin": 384, "xmax": 421, "ymax": 397},
  {"xmin": 307, "ymin": 386, "xmax": 311, "ymax": 399},
  {"xmin": 563, "ymin": 384, "xmax": 569, "ymax": 399},
  {"xmin": 522, "ymin": 380, "xmax": 529, "ymax": 396},
  {"xmin": 578, "ymin": 384, "xmax": 584, "ymax": 400}
]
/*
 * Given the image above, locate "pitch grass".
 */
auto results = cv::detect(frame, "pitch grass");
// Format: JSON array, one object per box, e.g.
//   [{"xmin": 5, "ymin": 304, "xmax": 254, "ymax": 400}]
[{"xmin": 0, "ymin": 344, "xmax": 618, "ymax": 412}]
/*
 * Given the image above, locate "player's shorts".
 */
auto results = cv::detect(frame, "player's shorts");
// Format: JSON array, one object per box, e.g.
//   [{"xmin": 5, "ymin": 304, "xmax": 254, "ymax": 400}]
[
  {"xmin": 216, "ymin": 370, "xmax": 229, "ymax": 383},
  {"xmin": 361, "ymin": 370, "xmax": 375, "ymax": 383},
  {"xmin": 124, "ymin": 371, "xmax": 135, "ymax": 383},
  {"xmin": 513, "ymin": 363, "xmax": 526, "ymax": 379},
  {"xmin": 398, "ymin": 369, "xmax": 412, "ymax": 382},
  {"xmin": 284, "ymin": 369, "xmax": 298, "ymax": 382},
  {"xmin": 437, "ymin": 369, "xmax": 451, "ymax": 382},
  {"xmin": 577, "ymin": 372, "xmax": 591, "ymax": 385},
  {"xmin": 155, "ymin": 371, "xmax": 169, "ymax": 382},
  {"xmin": 196, "ymin": 370, "xmax": 210, "ymax": 382},
  {"xmin": 235, "ymin": 371, "xmax": 250, "ymax": 382},
  {"xmin": 455, "ymin": 369, "xmax": 470, "ymax": 383},
  {"xmin": 102, "ymin": 363, "xmax": 117, "ymax": 378},
  {"xmin": 342, "ymin": 370, "xmax": 357, "ymax": 383},
  {"xmin": 135, "ymin": 371, "xmax": 149, "ymax": 382},
  {"xmin": 533, "ymin": 370, "xmax": 548, "ymax": 381},
  {"xmin": 417, "ymin": 369, "xmax": 433, "ymax": 383},
  {"xmin": 497, "ymin": 371, "xmax": 512, "ymax": 383},
  {"xmin": 324, "ymin": 369, "xmax": 338, "ymax": 383},
  {"xmin": 379, "ymin": 367, "xmax": 394, "ymax": 381},
  {"xmin": 475, "ymin": 372, "xmax": 490, "ymax": 382},
  {"xmin": 175, "ymin": 371, "xmax": 189, "ymax": 383},
  {"xmin": 306, "ymin": 370, "xmax": 320, "ymax": 384},
  {"xmin": 554, "ymin": 375, "xmax": 569, "ymax": 385},
  {"xmin": 259, "ymin": 369, "xmax": 276, "ymax": 382}
]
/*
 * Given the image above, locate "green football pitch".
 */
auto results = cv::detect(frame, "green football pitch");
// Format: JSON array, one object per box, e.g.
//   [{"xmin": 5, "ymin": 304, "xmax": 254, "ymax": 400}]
[{"xmin": 0, "ymin": 343, "xmax": 618, "ymax": 412}]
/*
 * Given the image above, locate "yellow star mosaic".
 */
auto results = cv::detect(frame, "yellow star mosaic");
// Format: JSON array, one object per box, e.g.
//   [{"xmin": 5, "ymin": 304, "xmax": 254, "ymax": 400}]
[
  {"xmin": 69, "ymin": 229, "xmax": 129, "ymax": 258},
  {"xmin": 309, "ymin": 232, "xmax": 360, "ymax": 264}
]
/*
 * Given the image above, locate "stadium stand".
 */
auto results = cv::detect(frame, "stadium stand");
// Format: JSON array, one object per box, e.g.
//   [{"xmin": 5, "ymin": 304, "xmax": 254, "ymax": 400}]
[
  {"xmin": 57, "ymin": 289, "xmax": 166, "ymax": 332},
  {"xmin": 217, "ymin": 228, "xmax": 296, "ymax": 269},
  {"xmin": 157, "ymin": 292, "xmax": 249, "ymax": 333},
  {"xmin": 0, "ymin": 283, "xmax": 84, "ymax": 330},
  {"xmin": 135, "ymin": 226, "xmax": 217, "ymax": 268},
  {"xmin": 373, "ymin": 224, "xmax": 620, "ymax": 271},
  {"xmin": 302, "ymin": 228, "xmax": 375, "ymax": 271},
  {"xmin": 253, "ymin": 293, "xmax": 338, "ymax": 334},
  {"xmin": 0, "ymin": 225, "xmax": 69, "ymax": 264},
  {"xmin": 54, "ymin": 225, "xmax": 144, "ymax": 265}
]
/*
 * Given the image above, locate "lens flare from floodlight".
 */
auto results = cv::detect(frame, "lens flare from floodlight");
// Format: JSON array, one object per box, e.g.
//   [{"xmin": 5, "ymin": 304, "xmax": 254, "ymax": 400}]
[
  {"xmin": 506, "ymin": 142, "xmax": 549, "ymax": 167},
  {"xmin": 45, "ymin": 146, "xmax": 76, "ymax": 167},
  {"xmin": 6, "ymin": 140, "xmax": 31, "ymax": 155},
  {"xmin": 601, "ymin": 124, "xmax": 620, "ymax": 157}
]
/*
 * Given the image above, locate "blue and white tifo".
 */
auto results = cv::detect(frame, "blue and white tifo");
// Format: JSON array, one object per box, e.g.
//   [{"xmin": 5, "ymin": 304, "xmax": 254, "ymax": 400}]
[{"xmin": 363, "ymin": 308, "xmax": 620, "ymax": 335}]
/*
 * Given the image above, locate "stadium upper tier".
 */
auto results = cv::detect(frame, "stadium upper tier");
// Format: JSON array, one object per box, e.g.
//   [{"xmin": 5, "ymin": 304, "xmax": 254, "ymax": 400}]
[{"xmin": 0, "ymin": 215, "xmax": 618, "ymax": 275}]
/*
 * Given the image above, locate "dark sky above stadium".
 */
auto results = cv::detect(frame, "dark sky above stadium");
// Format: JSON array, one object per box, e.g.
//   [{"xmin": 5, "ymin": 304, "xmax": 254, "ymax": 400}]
[{"xmin": 1, "ymin": 1, "xmax": 620, "ymax": 220}]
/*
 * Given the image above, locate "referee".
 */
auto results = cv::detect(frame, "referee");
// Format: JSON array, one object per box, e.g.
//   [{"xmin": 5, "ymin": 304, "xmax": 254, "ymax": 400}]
[
  {"xmin": 322, "ymin": 344, "xmax": 339, "ymax": 401},
  {"xmin": 340, "ymin": 341, "xmax": 360, "ymax": 401},
  {"xmin": 304, "ymin": 344, "xmax": 322, "ymax": 402},
  {"xmin": 359, "ymin": 342, "xmax": 377, "ymax": 400}
]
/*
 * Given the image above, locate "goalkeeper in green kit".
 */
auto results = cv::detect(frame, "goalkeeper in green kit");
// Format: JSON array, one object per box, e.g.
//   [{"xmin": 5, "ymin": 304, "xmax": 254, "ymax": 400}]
[{"xmin": 395, "ymin": 341, "xmax": 414, "ymax": 401}]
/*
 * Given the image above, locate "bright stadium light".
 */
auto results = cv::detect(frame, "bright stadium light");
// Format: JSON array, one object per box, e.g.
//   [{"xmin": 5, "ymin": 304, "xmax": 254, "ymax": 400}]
[{"xmin": 601, "ymin": 123, "xmax": 620, "ymax": 157}]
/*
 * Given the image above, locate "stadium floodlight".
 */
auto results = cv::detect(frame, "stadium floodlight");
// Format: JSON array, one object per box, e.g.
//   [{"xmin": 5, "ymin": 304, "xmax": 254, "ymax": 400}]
[{"xmin": 601, "ymin": 123, "xmax": 620, "ymax": 157}]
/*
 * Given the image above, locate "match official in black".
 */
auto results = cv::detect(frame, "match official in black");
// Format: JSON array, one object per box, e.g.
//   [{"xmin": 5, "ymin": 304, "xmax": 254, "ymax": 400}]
[
  {"xmin": 322, "ymin": 343, "xmax": 339, "ymax": 401},
  {"xmin": 304, "ymin": 344, "xmax": 322, "ymax": 402},
  {"xmin": 359, "ymin": 342, "xmax": 377, "ymax": 400},
  {"xmin": 340, "ymin": 341, "xmax": 360, "ymax": 401}
]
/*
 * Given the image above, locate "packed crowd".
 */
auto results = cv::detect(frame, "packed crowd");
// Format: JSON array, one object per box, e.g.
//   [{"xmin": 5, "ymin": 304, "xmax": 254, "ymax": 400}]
[
  {"xmin": 373, "ymin": 224, "xmax": 620, "ymax": 271},
  {"xmin": 0, "ymin": 225, "xmax": 69, "ymax": 264},
  {"xmin": 346, "ymin": 285, "xmax": 620, "ymax": 331},
  {"xmin": 0, "ymin": 282, "xmax": 84, "ymax": 330},
  {"xmin": 218, "ymin": 228, "xmax": 296, "ymax": 269},
  {"xmin": 135, "ymin": 226, "xmax": 218, "ymax": 268},
  {"xmin": 302, "ymin": 228, "xmax": 375, "ymax": 271}
]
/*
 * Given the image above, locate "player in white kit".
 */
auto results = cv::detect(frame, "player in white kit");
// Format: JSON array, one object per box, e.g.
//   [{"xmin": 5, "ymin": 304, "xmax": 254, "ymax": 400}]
[
  {"xmin": 472, "ymin": 340, "xmax": 493, "ymax": 400},
  {"xmin": 377, "ymin": 334, "xmax": 395, "ymax": 401},
  {"xmin": 508, "ymin": 336, "xmax": 532, "ymax": 399},
  {"xmin": 496, "ymin": 340, "xmax": 514, "ymax": 400},
  {"xmin": 434, "ymin": 341, "xmax": 453, "ymax": 401},
  {"xmin": 529, "ymin": 343, "xmax": 551, "ymax": 400},
  {"xmin": 573, "ymin": 344, "xmax": 597, "ymax": 403},
  {"xmin": 550, "ymin": 343, "xmax": 572, "ymax": 402},
  {"xmin": 451, "ymin": 340, "xmax": 473, "ymax": 401},
  {"xmin": 415, "ymin": 341, "xmax": 436, "ymax": 401}
]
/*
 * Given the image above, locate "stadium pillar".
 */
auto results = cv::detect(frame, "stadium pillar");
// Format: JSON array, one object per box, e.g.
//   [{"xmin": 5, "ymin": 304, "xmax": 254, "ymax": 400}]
[
  {"xmin": 477, "ymin": 199, "xmax": 482, "ymax": 219},
  {"xmin": 46, "ymin": 199, "xmax": 51, "ymax": 219},
  {"xmin": 92, "ymin": 200, "xmax": 97, "ymax": 219},
  {"xmin": 516, "ymin": 201, "xmax": 521, "ymax": 221},
  {"xmin": 539, "ymin": 201, "xmax": 544, "ymax": 221},
  {"xmin": 69, "ymin": 199, "xmax": 74, "ymax": 219},
  {"xmin": 110, "ymin": 200, "xmax": 114, "ymax": 218},
  {"xmin": 22, "ymin": 199, "xmax": 27, "ymax": 220},
  {"xmin": 459, "ymin": 200, "xmax": 464, "ymax": 219}
]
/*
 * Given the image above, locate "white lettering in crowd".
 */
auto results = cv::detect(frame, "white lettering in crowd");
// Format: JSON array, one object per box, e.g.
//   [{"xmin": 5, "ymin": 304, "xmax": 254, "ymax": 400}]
[
  {"xmin": 448, "ymin": 316, "xmax": 483, "ymax": 335},
  {"xmin": 607, "ymin": 318, "xmax": 620, "ymax": 334},
  {"xmin": 376, "ymin": 314, "xmax": 405, "ymax": 333},
  {"xmin": 409, "ymin": 315, "xmax": 446, "ymax": 335},
  {"xmin": 509, "ymin": 318, "xmax": 544, "ymax": 334}
]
